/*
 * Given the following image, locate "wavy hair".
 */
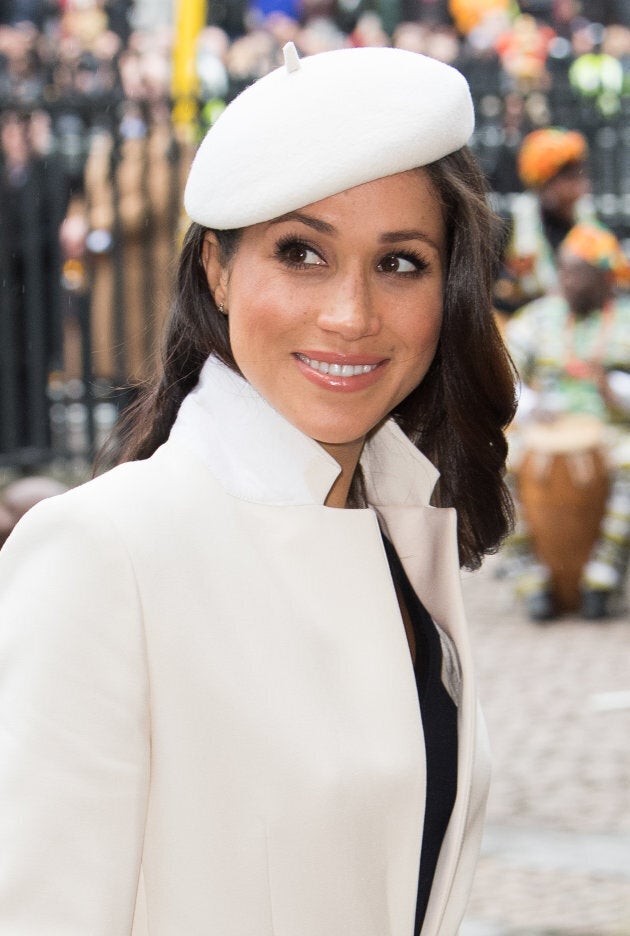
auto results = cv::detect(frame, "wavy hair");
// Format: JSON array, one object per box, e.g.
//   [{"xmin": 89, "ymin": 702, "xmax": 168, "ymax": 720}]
[{"xmin": 107, "ymin": 147, "xmax": 516, "ymax": 569}]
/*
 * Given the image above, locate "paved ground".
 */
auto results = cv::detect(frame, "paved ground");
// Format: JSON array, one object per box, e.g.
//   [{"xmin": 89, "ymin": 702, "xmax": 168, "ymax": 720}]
[{"xmin": 459, "ymin": 555, "xmax": 630, "ymax": 936}]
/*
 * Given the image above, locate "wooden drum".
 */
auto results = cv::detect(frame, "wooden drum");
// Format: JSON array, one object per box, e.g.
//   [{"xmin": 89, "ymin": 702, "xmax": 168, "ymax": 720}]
[{"xmin": 516, "ymin": 414, "xmax": 610, "ymax": 612}]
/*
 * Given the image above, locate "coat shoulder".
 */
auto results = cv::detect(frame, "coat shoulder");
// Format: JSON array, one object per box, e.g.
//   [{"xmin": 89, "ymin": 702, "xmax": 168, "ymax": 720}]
[
  {"xmin": 0, "ymin": 440, "xmax": 206, "ymax": 572},
  {"xmin": 48, "ymin": 440, "xmax": 201, "ymax": 522}
]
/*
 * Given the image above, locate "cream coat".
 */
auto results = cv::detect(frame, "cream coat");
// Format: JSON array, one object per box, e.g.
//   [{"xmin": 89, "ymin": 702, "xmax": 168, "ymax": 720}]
[{"xmin": 0, "ymin": 357, "xmax": 490, "ymax": 936}]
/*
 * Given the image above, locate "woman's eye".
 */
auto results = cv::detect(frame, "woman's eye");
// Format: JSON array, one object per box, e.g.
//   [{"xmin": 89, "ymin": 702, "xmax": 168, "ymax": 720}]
[
  {"xmin": 277, "ymin": 240, "xmax": 325, "ymax": 267},
  {"xmin": 378, "ymin": 253, "xmax": 427, "ymax": 274}
]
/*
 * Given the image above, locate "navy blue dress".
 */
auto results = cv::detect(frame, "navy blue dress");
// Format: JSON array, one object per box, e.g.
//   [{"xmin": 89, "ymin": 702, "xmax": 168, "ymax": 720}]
[{"xmin": 382, "ymin": 537, "xmax": 459, "ymax": 935}]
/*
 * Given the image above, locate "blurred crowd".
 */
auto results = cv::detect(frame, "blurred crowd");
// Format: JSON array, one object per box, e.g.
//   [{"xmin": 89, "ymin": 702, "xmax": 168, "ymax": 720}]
[
  {"xmin": 2, "ymin": 4, "xmax": 630, "ymax": 367},
  {"xmin": 2, "ymin": 1, "xmax": 630, "ymax": 164},
  {"xmin": 3, "ymin": 0, "xmax": 630, "ymax": 330}
]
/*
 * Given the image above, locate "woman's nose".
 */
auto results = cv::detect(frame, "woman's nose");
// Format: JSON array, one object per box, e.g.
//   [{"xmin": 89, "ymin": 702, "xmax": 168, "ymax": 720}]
[{"xmin": 315, "ymin": 273, "xmax": 381, "ymax": 340}]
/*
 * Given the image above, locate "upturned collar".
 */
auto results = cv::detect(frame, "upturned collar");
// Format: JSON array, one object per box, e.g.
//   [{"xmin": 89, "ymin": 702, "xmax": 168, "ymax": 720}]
[{"xmin": 169, "ymin": 355, "xmax": 439, "ymax": 508}]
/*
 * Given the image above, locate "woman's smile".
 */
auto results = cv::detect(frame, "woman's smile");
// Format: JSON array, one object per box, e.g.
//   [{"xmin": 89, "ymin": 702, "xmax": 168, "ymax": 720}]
[
  {"xmin": 294, "ymin": 351, "xmax": 386, "ymax": 390},
  {"xmin": 203, "ymin": 169, "xmax": 446, "ymax": 461}
]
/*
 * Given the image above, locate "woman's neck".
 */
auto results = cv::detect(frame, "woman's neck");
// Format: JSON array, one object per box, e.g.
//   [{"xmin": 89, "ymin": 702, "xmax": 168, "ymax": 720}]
[{"xmin": 319, "ymin": 438, "xmax": 365, "ymax": 508}]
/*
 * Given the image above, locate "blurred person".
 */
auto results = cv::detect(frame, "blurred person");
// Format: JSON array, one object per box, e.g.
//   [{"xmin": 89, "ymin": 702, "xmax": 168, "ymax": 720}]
[
  {"xmin": 196, "ymin": 25, "xmax": 230, "ymax": 129},
  {"xmin": 1, "ymin": 109, "xmax": 70, "ymax": 442},
  {"xmin": 350, "ymin": 11, "xmax": 390, "ymax": 48},
  {"xmin": 518, "ymin": 0, "xmax": 555, "ymax": 23},
  {"xmin": 300, "ymin": 0, "xmax": 336, "ymax": 19},
  {"xmin": 448, "ymin": 0, "xmax": 511, "ymax": 39},
  {"xmin": 396, "ymin": 21, "xmax": 459, "ymax": 63},
  {"xmin": 504, "ymin": 221, "xmax": 630, "ymax": 620},
  {"xmin": 494, "ymin": 126, "xmax": 594, "ymax": 316},
  {"xmin": 62, "ymin": 32, "xmax": 178, "ymax": 383},
  {"xmin": 295, "ymin": 14, "xmax": 346, "ymax": 53},
  {"xmin": 582, "ymin": 0, "xmax": 630, "ymax": 28},
  {"xmin": 400, "ymin": 0, "xmax": 450, "ymax": 27},
  {"xmin": 259, "ymin": 10, "xmax": 301, "ymax": 48},
  {"xmin": 59, "ymin": 0, "xmax": 109, "ymax": 50},
  {"xmin": 494, "ymin": 12, "xmax": 556, "ymax": 94},
  {"xmin": 356, "ymin": 2, "xmax": 400, "ymax": 38},
  {"xmin": 194, "ymin": 26, "xmax": 231, "ymax": 132},
  {"xmin": 0, "ymin": 0, "xmax": 51, "ymax": 29},
  {"xmin": 104, "ymin": 0, "xmax": 132, "ymax": 44},
  {"xmin": 602, "ymin": 23, "xmax": 630, "ymax": 62},
  {"xmin": 248, "ymin": 0, "xmax": 302, "ymax": 23},
  {"xmin": 424, "ymin": 25, "xmax": 459, "ymax": 63},
  {"xmin": 569, "ymin": 21, "xmax": 627, "ymax": 116},
  {"xmin": 130, "ymin": 0, "xmax": 172, "ymax": 31},
  {"xmin": 47, "ymin": 27, "xmax": 120, "ymax": 103},
  {"xmin": 551, "ymin": 0, "xmax": 581, "ymax": 39},
  {"xmin": 0, "ymin": 21, "xmax": 44, "ymax": 101},
  {"xmin": 484, "ymin": 91, "xmax": 532, "ymax": 194},
  {"xmin": 206, "ymin": 0, "xmax": 248, "ymax": 39},
  {"xmin": 225, "ymin": 28, "xmax": 282, "ymax": 94},
  {"xmin": 392, "ymin": 20, "xmax": 430, "ymax": 53},
  {"xmin": 452, "ymin": 14, "xmax": 503, "ymax": 102},
  {"xmin": 0, "ymin": 44, "xmax": 516, "ymax": 935}
]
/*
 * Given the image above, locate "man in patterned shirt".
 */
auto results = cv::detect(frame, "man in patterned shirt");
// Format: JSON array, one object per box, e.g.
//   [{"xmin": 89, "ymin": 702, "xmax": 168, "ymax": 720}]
[
  {"xmin": 494, "ymin": 128, "xmax": 594, "ymax": 318},
  {"xmin": 504, "ymin": 221, "xmax": 630, "ymax": 620}
]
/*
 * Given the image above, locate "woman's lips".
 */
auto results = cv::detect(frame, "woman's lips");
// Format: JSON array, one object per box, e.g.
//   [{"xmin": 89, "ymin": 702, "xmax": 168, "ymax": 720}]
[
  {"xmin": 295, "ymin": 353, "xmax": 379, "ymax": 376},
  {"xmin": 294, "ymin": 352, "xmax": 387, "ymax": 391}
]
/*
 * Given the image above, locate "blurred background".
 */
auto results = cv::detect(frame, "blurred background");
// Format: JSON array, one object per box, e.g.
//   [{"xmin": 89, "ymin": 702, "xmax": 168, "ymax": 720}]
[
  {"xmin": 2, "ymin": 0, "xmax": 630, "ymax": 477},
  {"xmin": 1, "ymin": 1, "xmax": 629, "ymax": 932}
]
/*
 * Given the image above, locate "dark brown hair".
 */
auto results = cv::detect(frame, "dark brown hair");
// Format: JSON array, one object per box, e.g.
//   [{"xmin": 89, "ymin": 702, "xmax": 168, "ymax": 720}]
[{"xmin": 107, "ymin": 147, "xmax": 516, "ymax": 569}]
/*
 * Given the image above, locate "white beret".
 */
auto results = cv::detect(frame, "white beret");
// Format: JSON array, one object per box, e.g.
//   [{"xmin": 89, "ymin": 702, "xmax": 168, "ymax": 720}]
[{"xmin": 184, "ymin": 42, "xmax": 474, "ymax": 229}]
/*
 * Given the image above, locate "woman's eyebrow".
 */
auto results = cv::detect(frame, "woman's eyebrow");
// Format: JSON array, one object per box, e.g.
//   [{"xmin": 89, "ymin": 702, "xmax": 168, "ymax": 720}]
[
  {"xmin": 267, "ymin": 212, "xmax": 336, "ymax": 235},
  {"xmin": 267, "ymin": 216, "xmax": 441, "ymax": 254},
  {"xmin": 379, "ymin": 229, "xmax": 441, "ymax": 252}
]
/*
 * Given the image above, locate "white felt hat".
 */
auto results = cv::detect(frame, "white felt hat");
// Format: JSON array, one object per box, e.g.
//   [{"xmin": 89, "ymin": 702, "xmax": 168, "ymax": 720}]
[{"xmin": 184, "ymin": 42, "xmax": 474, "ymax": 229}]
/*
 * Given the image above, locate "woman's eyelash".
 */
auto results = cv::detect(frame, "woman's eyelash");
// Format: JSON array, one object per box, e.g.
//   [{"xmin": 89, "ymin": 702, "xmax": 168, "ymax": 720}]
[
  {"xmin": 380, "ymin": 251, "xmax": 430, "ymax": 274},
  {"xmin": 274, "ymin": 235, "xmax": 322, "ymax": 267},
  {"xmin": 274, "ymin": 237, "xmax": 430, "ymax": 274}
]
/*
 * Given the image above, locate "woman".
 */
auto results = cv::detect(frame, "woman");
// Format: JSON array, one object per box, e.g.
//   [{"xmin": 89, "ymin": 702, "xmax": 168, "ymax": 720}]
[{"xmin": 0, "ymin": 44, "xmax": 515, "ymax": 936}]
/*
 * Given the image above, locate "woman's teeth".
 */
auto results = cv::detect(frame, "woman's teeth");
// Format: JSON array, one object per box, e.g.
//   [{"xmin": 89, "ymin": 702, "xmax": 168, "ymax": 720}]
[{"xmin": 297, "ymin": 354, "xmax": 378, "ymax": 376}]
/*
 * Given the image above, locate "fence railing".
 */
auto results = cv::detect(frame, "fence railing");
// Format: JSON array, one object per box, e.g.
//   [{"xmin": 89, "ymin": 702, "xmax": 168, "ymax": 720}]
[
  {"xmin": 2, "ymin": 81, "xmax": 630, "ymax": 472},
  {"xmin": 1, "ymin": 93, "xmax": 189, "ymax": 471}
]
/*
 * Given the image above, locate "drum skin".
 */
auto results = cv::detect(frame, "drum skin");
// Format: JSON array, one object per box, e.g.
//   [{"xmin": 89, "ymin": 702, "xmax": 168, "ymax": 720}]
[{"xmin": 517, "ymin": 421, "xmax": 609, "ymax": 611}]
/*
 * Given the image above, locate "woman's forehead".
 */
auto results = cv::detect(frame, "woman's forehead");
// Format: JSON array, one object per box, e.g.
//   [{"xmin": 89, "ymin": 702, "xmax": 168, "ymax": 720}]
[{"xmin": 241, "ymin": 170, "xmax": 445, "ymax": 248}]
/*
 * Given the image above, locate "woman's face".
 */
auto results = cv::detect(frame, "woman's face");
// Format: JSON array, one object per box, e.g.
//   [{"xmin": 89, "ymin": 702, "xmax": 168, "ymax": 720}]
[{"xmin": 203, "ymin": 169, "xmax": 445, "ymax": 462}]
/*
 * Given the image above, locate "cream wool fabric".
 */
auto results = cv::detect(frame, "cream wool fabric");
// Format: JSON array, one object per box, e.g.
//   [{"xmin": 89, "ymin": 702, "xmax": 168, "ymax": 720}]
[
  {"xmin": 184, "ymin": 43, "xmax": 475, "ymax": 229},
  {"xmin": 0, "ymin": 357, "xmax": 490, "ymax": 936}
]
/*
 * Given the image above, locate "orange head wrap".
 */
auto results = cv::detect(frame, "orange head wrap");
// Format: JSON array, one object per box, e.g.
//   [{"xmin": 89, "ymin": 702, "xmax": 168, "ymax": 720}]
[
  {"xmin": 518, "ymin": 127, "xmax": 588, "ymax": 189},
  {"xmin": 561, "ymin": 222, "xmax": 630, "ymax": 284}
]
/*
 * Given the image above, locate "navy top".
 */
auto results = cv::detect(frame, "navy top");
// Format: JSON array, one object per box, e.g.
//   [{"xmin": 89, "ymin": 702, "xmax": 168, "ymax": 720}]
[{"xmin": 382, "ymin": 537, "xmax": 459, "ymax": 935}]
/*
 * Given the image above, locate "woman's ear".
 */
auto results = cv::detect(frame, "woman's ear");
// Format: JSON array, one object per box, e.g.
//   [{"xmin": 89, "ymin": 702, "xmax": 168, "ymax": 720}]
[{"xmin": 201, "ymin": 232, "xmax": 229, "ymax": 313}]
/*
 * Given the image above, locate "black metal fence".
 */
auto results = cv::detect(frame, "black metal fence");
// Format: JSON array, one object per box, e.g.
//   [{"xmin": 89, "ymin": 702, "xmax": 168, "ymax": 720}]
[
  {"xmin": 1, "ymin": 93, "xmax": 187, "ymax": 470},
  {"xmin": 2, "ymin": 82, "xmax": 630, "ymax": 472}
]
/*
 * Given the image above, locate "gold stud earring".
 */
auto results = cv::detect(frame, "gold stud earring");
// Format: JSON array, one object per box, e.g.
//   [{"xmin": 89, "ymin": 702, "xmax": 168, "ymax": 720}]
[{"xmin": 218, "ymin": 301, "xmax": 225, "ymax": 313}]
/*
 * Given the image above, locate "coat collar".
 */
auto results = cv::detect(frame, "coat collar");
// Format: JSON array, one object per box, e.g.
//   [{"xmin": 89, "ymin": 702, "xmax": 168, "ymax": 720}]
[{"xmin": 168, "ymin": 355, "xmax": 439, "ymax": 508}]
